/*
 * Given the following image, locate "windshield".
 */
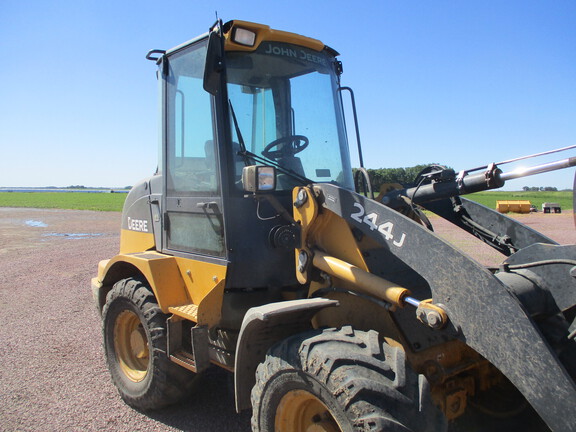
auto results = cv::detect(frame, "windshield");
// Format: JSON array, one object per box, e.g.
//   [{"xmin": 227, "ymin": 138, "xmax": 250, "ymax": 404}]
[{"xmin": 226, "ymin": 42, "xmax": 353, "ymax": 190}]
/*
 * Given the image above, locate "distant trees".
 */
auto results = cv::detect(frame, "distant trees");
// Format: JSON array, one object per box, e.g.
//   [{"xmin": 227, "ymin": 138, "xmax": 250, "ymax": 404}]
[
  {"xmin": 355, "ymin": 166, "xmax": 566, "ymax": 194},
  {"xmin": 354, "ymin": 164, "xmax": 448, "ymax": 192},
  {"xmin": 522, "ymin": 186, "xmax": 558, "ymax": 192}
]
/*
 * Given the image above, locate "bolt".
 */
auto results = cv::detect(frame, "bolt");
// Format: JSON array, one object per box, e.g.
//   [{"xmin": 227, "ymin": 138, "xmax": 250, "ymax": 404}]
[
  {"xmin": 427, "ymin": 311, "xmax": 440, "ymax": 327},
  {"xmin": 449, "ymin": 398, "xmax": 461, "ymax": 414},
  {"xmin": 424, "ymin": 361, "xmax": 441, "ymax": 382},
  {"xmin": 294, "ymin": 188, "xmax": 308, "ymax": 208},
  {"xmin": 298, "ymin": 250, "xmax": 308, "ymax": 273}
]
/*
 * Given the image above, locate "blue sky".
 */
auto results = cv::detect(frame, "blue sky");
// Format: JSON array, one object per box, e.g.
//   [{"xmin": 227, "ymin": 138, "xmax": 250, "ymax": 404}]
[{"xmin": 1, "ymin": 0, "xmax": 574, "ymax": 190}]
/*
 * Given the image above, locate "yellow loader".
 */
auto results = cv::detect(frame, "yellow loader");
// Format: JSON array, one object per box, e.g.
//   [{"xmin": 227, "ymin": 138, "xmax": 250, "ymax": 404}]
[{"xmin": 92, "ymin": 19, "xmax": 576, "ymax": 431}]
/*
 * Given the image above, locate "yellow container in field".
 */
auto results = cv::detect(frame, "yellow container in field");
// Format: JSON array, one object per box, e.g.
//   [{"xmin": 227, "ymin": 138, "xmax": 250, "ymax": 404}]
[{"xmin": 496, "ymin": 200, "xmax": 531, "ymax": 213}]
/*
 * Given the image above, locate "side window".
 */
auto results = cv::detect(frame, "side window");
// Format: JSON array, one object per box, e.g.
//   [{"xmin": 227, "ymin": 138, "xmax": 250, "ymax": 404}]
[
  {"xmin": 164, "ymin": 40, "xmax": 225, "ymax": 257},
  {"xmin": 167, "ymin": 43, "xmax": 218, "ymax": 195}
]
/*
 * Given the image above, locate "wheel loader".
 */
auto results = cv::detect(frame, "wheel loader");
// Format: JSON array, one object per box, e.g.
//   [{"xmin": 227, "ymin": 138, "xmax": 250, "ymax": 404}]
[{"xmin": 91, "ymin": 19, "xmax": 576, "ymax": 432}]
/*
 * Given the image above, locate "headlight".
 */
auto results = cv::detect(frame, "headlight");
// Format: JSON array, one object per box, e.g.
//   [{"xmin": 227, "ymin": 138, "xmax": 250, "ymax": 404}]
[
  {"xmin": 232, "ymin": 28, "xmax": 256, "ymax": 47},
  {"xmin": 242, "ymin": 165, "xmax": 276, "ymax": 193}
]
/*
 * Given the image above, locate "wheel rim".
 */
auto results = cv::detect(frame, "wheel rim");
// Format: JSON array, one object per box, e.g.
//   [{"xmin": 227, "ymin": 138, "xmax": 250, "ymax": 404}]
[
  {"xmin": 275, "ymin": 389, "xmax": 341, "ymax": 432},
  {"xmin": 114, "ymin": 310, "xmax": 149, "ymax": 382}
]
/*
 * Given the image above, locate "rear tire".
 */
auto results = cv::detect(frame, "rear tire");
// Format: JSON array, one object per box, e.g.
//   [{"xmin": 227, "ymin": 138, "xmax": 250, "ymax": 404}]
[
  {"xmin": 102, "ymin": 277, "xmax": 196, "ymax": 410},
  {"xmin": 251, "ymin": 326, "xmax": 444, "ymax": 432}
]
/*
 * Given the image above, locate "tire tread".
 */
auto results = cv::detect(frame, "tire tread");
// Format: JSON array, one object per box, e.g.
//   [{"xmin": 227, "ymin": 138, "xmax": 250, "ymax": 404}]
[
  {"xmin": 251, "ymin": 327, "xmax": 444, "ymax": 432},
  {"xmin": 103, "ymin": 277, "xmax": 196, "ymax": 411}
]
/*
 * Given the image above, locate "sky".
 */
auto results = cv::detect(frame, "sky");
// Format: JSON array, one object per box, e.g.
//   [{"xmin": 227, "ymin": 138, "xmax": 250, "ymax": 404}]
[{"xmin": 1, "ymin": 0, "xmax": 574, "ymax": 190}]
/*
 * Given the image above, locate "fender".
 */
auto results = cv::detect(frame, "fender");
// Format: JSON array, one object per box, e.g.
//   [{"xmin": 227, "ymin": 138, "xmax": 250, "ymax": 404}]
[
  {"xmin": 234, "ymin": 298, "xmax": 338, "ymax": 412},
  {"xmin": 92, "ymin": 252, "xmax": 189, "ymax": 313}
]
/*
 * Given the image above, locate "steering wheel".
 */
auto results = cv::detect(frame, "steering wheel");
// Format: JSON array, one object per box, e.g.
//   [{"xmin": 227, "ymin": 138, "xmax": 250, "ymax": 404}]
[{"xmin": 262, "ymin": 135, "xmax": 309, "ymax": 159}]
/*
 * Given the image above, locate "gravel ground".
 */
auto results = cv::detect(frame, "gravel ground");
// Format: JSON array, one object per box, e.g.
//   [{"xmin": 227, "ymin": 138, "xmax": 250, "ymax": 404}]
[
  {"xmin": 431, "ymin": 210, "xmax": 576, "ymax": 266},
  {"xmin": 0, "ymin": 208, "xmax": 250, "ymax": 432},
  {"xmin": 0, "ymin": 207, "xmax": 574, "ymax": 431}
]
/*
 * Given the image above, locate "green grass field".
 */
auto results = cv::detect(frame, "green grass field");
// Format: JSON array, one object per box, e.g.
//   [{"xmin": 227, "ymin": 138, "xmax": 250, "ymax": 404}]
[
  {"xmin": 0, "ymin": 192, "xmax": 127, "ymax": 212},
  {"xmin": 0, "ymin": 190, "xmax": 572, "ymax": 212}
]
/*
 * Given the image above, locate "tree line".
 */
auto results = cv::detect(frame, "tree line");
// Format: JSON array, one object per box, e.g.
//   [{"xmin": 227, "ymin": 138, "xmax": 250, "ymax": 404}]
[
  {"xmin": 353, "ymin": 164, "xmax": 444, "ymax": 191},
  {"xmin": 522, "ymin": 186, "xmax": 558, "ymax": 192},
  {"xmin": 353, "ymin": 165, "xmax": 564, "ymax": 193}
]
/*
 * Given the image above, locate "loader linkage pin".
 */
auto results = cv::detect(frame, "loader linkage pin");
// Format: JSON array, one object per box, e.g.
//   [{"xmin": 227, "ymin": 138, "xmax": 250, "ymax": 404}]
[{"xmin": 405, "ymin": 297, "xmax": 448, "ymax": 330}]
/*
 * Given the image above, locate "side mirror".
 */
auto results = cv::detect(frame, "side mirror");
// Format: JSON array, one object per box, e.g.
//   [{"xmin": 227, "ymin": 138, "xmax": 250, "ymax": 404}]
[
  {"xmin": 203, "ymin": 30, "xmax": 224, "ymax": 95},
  {"xmin": 242, "ymin": 166, "xmax": 276, "ymax": 193}
]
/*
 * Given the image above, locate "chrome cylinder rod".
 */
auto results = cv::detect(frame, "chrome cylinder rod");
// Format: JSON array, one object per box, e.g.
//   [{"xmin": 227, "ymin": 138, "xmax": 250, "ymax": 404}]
[{"xmin": 499, "ymin": 157, "xmax": 576, "ymax": 182}]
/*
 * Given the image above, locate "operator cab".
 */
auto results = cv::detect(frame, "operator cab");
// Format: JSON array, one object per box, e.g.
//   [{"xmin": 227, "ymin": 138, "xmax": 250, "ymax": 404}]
[{"xmin": 153, "ymin": 20, "xmax": 354, "ymax": 289}]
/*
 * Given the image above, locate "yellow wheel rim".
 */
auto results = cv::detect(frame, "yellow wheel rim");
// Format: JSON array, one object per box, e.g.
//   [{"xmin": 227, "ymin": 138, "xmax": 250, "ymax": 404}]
[
  {"xmin": 114, "ymin": 310, "xmax": 149, "ymax": 382},
  {"xmin": 275, "ymin": 389, "xmax": 341, "ymax": 432}
]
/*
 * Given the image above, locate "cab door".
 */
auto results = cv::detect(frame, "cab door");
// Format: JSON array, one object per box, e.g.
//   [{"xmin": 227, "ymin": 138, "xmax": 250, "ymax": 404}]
[{"xmin": 163, "ymin": 39, "xmax": 225, "ymax": 259}]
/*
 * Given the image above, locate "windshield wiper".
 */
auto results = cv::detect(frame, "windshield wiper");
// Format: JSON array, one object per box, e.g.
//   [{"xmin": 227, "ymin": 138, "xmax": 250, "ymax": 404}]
[
  {"xmin": 228, "ymin": 100, "xmax": 248, "ymax": 154},
  {"xmin": 228, "ymin": 100, "xmax": 312, "ymax": 185}
]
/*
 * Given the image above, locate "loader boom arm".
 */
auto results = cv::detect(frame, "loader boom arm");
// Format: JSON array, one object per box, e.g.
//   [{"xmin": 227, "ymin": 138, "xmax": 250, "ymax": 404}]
[{"xmin": 298, "ymin": 183, "xmax": 576, "ymax": 431}]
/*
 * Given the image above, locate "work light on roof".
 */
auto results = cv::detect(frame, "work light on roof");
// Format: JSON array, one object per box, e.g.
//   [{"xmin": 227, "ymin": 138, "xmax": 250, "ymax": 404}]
[{"xmin": 233, "ymin": 28, "xmax": 256, "ymax": 47}]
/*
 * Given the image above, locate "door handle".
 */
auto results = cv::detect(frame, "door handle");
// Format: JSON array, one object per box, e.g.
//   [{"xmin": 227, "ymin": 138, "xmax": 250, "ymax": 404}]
[{"xmin": 196, "ymin": 201, "xmax": 218, "ymax": 209}]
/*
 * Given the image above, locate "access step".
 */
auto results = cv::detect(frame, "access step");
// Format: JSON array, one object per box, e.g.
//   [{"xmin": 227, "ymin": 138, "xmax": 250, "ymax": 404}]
[
  {"xmin": 166, "ymin": 317, "xmax": 210, "ymax": 373},
  {"xmin": 169, "ymin": 303, "xmax": 199, "ymax": 322},
  {"xmin": 170, "ymin": 350, "xmax": 199, "ymax": 372}
]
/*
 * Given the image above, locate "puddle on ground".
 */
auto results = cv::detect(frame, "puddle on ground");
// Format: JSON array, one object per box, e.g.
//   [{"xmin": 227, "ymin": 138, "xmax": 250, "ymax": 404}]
[
  {"xmin": 25, "ymin": 220, "xmax": 48, "ymax": 227},
  {"xmin": 42, "ymin": 233, "xmax": 104, "ymax": 240}
]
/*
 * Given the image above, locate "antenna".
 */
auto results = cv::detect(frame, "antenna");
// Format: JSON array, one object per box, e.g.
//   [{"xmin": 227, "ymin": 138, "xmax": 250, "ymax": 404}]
[
  {"xmin": 210, "ymin": 11, "xmax": 223, "ymax": 33},
  {"xmin": 209, "ymin": 11, "xmax": 222, "ymax": 33}
]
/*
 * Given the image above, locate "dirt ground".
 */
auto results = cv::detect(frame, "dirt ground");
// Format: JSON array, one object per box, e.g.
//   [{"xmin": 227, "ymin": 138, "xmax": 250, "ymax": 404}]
[
  {"xmin": 0, "ymin": 207, "xmax": 574, "ymax": 431},
  {"xmin": 0, "ymin": 208, "xmax": 250, "ymax": 432},
  {"xmin": 431, "ymin": 210, "xmax": 576, "ymax": 266}
]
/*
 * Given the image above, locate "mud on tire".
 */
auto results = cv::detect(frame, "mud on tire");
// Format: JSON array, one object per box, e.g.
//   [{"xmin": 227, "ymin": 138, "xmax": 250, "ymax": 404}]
[
  {"xmin": 250, "ymin": 326, "xmax": 444, "ymax": 432},
  {"xmin": 102, "ymin": 277, "xmax": 196, "ymax": 410}
]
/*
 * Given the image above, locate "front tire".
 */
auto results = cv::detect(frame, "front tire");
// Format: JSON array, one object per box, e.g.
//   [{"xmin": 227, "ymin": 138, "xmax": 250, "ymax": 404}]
[
  {"xmin": 102, "ymin": 277, "xmax": 196, "ymax": 410},
  {"xmin": 251, "ymin": 326, "xmax": 444, "ymax": 432}
]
